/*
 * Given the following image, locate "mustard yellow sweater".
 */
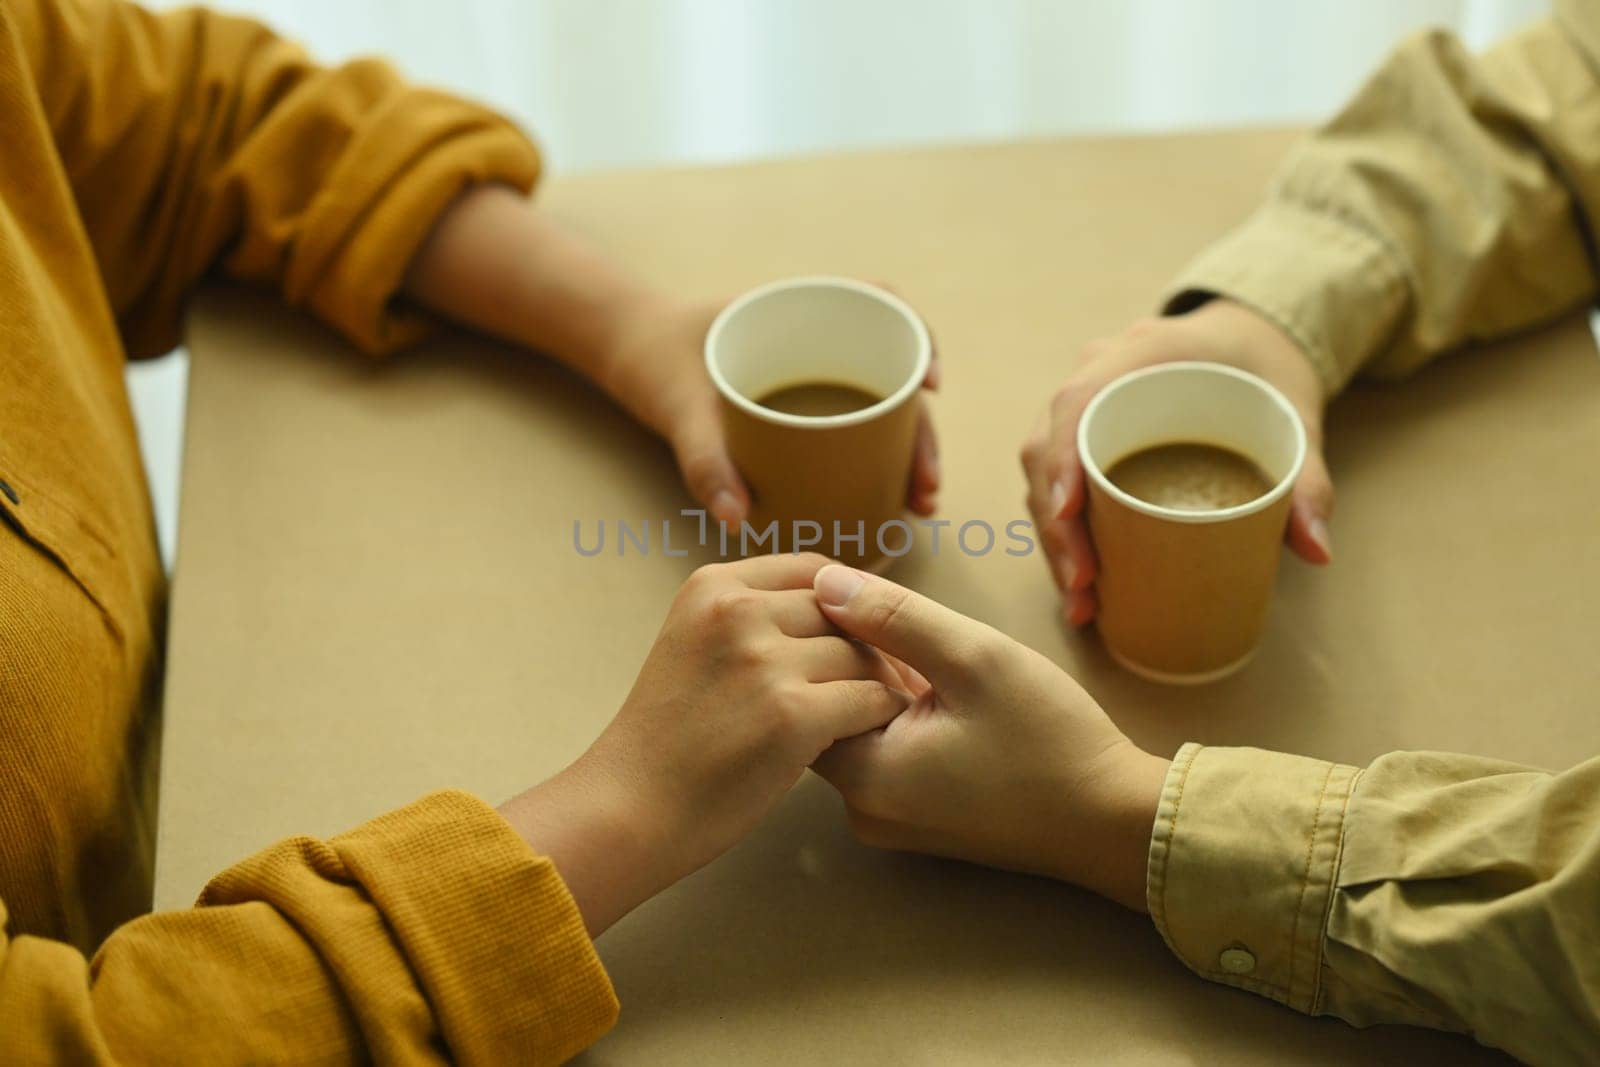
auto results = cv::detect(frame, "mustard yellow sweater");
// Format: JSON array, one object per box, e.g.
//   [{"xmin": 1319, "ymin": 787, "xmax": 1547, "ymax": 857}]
[{"xmin": 0, "ymin": 0, "xmax": 615, "ymax": 1059}]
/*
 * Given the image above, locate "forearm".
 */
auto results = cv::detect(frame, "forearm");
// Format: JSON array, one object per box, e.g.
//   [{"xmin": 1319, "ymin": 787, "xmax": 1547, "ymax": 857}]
[{"xmin": 403, "ymin": 184, "xmax": 661, "ymax": 385}]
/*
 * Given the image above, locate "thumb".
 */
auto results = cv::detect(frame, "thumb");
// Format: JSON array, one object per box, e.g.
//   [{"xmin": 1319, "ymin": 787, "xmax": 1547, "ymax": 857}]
[
  {"xmin": 1284, "ymin": 445, "xmax": 1334, "ymax": 565},
  {"xmin": 673, "ymin": 421, "xmax": 749, "ymax": 529},
  {"xmin": 810, "ymin": 725, "xmax": 885, "ymax": 795},
  {"xmin": 813, "ymin": 565, "xmax": 984, "ymax": 689}
]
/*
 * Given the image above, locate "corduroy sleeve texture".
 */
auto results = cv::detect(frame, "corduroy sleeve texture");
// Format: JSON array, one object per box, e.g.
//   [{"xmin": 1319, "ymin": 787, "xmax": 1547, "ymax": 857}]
[
  {"xmin": 14, "ymin": 0, "xmax": 542, "ymax": 359},
  {"xmin": 0, "ymin": 790, "xmax": 618, "ymax": 1064}
]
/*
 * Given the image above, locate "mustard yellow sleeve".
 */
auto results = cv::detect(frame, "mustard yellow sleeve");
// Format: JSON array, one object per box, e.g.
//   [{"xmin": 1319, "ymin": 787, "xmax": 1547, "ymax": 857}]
[
  {"xmin": 0, "ymin": 791, "xmax": 617, "ymax": 1064},
  {"xmin": 1148, "ymin": 743, "xmax": 1600, "ymax": 1065},
  {"xmin": 13, "ymin": 0, "xmax": 541, "ymax": 359},
  {"xmin": 1164, "ymin": 1, "xmax": 1600, "ymax": 392}
]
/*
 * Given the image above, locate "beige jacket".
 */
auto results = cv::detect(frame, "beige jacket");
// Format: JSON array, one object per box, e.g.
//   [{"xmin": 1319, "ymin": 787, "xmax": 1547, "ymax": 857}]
[{"xmin": 1154, "ymin": 3, "xmax": 1600, "ymax": 1064}]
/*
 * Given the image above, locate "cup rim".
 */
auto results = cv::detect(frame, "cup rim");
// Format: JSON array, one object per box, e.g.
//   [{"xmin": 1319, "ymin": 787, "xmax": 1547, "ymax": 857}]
[
  {"xmin": 1076, "ymin": 361, "xmax": 1308, "ymax": 525},
  {"xmin": 703, "ymin": 276, "xmax": 932, "ymax": 429}
]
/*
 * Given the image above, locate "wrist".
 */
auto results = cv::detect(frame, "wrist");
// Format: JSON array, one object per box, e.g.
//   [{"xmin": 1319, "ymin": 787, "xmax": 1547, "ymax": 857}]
[
  {"xmin": 497, "ymin": 753, "xmax": 675, "ymax": 938},
  {"xmin": 1188, "ymin": 298, "xmax": 1322, "ymax": 401},
  {"xmin": 1055, "ymin": 742, "xmax": 1169, "ymax": 912}
]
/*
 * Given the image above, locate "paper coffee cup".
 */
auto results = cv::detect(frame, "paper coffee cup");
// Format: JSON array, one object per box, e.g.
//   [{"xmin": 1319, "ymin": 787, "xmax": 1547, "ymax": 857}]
[
  {"xmin": 705, "ymin": 277, "xmax": 931, "ymax": 568},
  {"xmin": 1078, "ymin": 362, "xmax": 1307, "ymax": 684}
]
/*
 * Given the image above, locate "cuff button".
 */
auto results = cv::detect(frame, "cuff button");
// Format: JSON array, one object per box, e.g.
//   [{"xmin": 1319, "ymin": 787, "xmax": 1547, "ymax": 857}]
[{"xmin": 1219, "ymin": 948, "xmax": 1256, "ymax": 975}]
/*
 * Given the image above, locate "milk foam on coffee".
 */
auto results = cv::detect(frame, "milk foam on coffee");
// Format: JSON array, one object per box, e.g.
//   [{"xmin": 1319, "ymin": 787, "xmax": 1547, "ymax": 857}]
[{"xmin": 1106, "ymin": 441, "xmax": 1272, "ymax": 512}]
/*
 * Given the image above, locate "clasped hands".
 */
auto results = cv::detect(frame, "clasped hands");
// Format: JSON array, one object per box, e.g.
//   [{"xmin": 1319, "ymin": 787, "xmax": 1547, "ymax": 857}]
[{"xmin": 506, "ymin": 552, "xmax": 1168, "ymax": 935}]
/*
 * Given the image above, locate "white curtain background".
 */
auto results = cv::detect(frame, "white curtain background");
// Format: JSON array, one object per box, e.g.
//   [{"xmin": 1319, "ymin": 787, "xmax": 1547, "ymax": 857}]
[{"xmin": 128, "ymin": 0, "xmax": 1548, "ymax": 567}]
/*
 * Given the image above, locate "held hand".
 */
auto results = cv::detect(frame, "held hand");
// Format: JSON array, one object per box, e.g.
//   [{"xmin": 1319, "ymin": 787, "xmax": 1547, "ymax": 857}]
[
  {"xmin": 500, "ymin": 554, "xmax": 910, "ymax": 936},
  {"xmin": 600, "ymin": 293, "xmax": 941, "ymax": 529},
  {"xmin": 1019, "ymin": 299, "xmax": 1332, "ymax": 626},
  {"xmin": 808, "ymin": 565, "xmax": 1169, "ymax": 911}
]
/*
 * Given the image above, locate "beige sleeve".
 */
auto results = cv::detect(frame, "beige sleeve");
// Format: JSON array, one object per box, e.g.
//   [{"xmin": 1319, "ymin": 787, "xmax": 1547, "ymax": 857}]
[
  {"xmin": 1148, "ymin": 743, "xmax": 1600, "ymax": 1065},
  {"xmin": 1164, "ymin": 1, "xmax": 1600, "ymax": 392}
]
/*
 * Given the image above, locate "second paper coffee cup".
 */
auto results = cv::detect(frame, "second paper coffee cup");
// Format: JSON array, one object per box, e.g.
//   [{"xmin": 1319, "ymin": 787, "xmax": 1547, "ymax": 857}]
[
  {"xmin": 705, "ymin": 277, "xmax": 930, "ymax": 568},
  {"xmin": 1078, "ymin": 361, "xmax": 1307, "ymax": 684}
]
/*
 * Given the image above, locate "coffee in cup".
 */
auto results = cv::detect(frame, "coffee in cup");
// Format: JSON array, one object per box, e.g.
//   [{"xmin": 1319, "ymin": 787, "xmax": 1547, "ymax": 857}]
[
  {"xmin": 1077, "ymin": 362, "xmax": 1307, "ymax": 684},
  {"xmin": 705, "ymin": 277, "xmax": 931, "ymax": 568},
  {"xmin": 1106, "ymin": 442, "xmax": 1273, "ymax": 512},
  {"xmin": 756, "ymin": 381, "xmax": 884, "ymax": 418}
]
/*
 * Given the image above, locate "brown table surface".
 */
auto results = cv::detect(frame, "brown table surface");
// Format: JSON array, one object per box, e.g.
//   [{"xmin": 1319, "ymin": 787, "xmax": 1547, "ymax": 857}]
[{"xmin": 158, "ymin": 128, "xmax": 1600, "ymax": 1064}]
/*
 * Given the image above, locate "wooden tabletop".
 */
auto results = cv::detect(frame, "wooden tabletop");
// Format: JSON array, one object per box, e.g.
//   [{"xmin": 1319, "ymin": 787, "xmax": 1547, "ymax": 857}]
[{"xmin": 159, "ymin": 128, "xmax": 1600, "ymax": 1063}]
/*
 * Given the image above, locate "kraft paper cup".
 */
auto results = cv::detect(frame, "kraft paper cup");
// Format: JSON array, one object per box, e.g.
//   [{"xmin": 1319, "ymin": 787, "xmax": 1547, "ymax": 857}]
[
  {"xmin": 705, "ymin": 277, "xmax": 931, "ymax": 569},
  {"xmin": 1078, "ymin": 361, "xmax": 1307, "ymax": 684}
]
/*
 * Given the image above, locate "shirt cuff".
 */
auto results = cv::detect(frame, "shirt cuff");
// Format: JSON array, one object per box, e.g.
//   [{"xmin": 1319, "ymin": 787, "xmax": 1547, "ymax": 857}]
[
  {"xmin": 284, "ymin": 86, "xmax": 542, "ymax": 356},
  {"xmin": 1147, "ymin": 743, "xmax": 1361, "ymax": 1014},
  {"xmin": 326, "ymin": 790, "xmax": 618, "ymax": 1063},
  {"xmin": 1161, "ymin": 199, "xmax": 1410, "ymax": 394}
]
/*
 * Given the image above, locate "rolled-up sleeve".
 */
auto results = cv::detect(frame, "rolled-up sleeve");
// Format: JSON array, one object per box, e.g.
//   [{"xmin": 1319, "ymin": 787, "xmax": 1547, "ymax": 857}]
[
  {"xmin": 1149, "ymin": 743, "xmax": 1600, "ymax": 1065},
  {"xmin": 16, "ymin": 0, "xmax": 542, "ymax": 358},
  {"xmin": 1164, "ymin": 2, "xmax": 1600, "ymax": 392},
  {"xmin": 0, "ymin": 790, "xmax": 618, "ymax": 1064}
]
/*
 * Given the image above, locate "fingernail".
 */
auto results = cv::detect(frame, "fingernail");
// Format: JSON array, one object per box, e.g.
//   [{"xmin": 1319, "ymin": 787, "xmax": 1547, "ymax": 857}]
[
  {"xmin": 816, "ymin": 564, "xmax": 866, "ymax": 607},
  {"xmin": 1309, "ymin": 517, "xmax": 1332, "ymax": 560},
  {"xmin": 1048, "ymin": 479, "xmax": 1068, "ymax": 517},
  {"xmin": 711, "ymin": 490, "xmax": 739, "ymax": 525},
  {"xmin": 928, "ymin": 450, "xmax": 941, "ymax": 486},
  {"xmin": 1059, "ymin": 555, "xmax": 1077, "ymax": 590}
]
